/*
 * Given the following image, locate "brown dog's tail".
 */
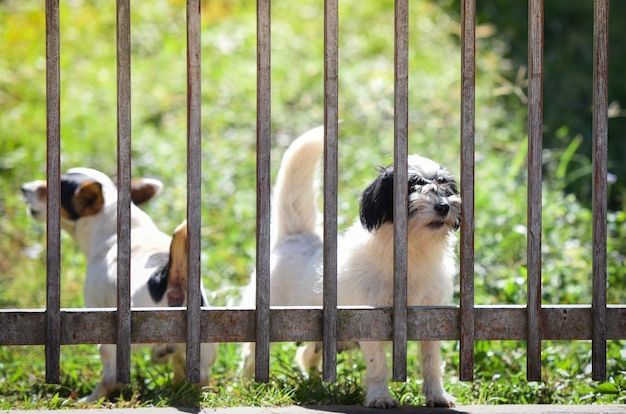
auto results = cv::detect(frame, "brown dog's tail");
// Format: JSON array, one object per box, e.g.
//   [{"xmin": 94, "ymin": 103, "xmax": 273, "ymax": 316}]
[{"xmin": 166, "ymin": 220, "xmax": 188, "ymax": 307}]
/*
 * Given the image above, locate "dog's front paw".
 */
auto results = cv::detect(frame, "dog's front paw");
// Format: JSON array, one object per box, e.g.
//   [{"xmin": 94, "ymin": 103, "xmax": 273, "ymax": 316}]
[
  {"xmin": 425, "ymin": 389, "xmax": 456, "ymax": 408},
  {"xmin": 79, "ymin": 383, "xmax": 109, "ymax": 403},
  {"xmin": 78, "ymin": 394, "xmax": 100, "ymax": 404},
  {"xmin": 368, "ymin": 398, "xmax": 400, "ymax": 409},
  {"xmin": 366, "ymin": 395, "xmax": 399, "ymax": 409},
  {"xmin": 365, "ymin": 387, "xmax": 399, "ymax": 409}
]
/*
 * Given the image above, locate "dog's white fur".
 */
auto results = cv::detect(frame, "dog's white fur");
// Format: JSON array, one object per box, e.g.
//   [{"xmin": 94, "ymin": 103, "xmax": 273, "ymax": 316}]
[
  {"xmin": 241, "ymin": 127, "xmax": 460, "ymax": 408},
  {"xmin": 22, "ymin": 167, "xmax": 217, "ymax": 402}
]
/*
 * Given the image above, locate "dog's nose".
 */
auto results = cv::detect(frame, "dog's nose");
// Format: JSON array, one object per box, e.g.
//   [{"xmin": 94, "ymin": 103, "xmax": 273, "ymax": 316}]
[{"xmin": 434, "ymin": 203, "xmax": 449, "ymax": 216}]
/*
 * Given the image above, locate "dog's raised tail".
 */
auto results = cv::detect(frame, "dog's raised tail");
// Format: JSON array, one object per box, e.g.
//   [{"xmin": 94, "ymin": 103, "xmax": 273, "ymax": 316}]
[{"xmin": 273, "ymin": 126, "xmax": 324, "ymax": 242}]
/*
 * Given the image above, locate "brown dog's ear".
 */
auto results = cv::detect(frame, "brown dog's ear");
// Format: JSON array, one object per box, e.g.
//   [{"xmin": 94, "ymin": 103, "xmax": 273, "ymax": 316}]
[
  {"xmin": 130, "ymin": 178, "xmax": 163, "ymax": 206},
  {"xmin": 72, "ymin": 181, "xmax": 105, "ymax": 217},
  {"xmin": 167, "ymin": 220, "xmax": 188, "ymax": 307}
]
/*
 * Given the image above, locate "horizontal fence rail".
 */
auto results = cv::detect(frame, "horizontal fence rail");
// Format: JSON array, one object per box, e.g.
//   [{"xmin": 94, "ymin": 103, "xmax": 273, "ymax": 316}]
[
  {"xmin": 2, "ymin": 306, "xmax": 626, "ymax": 346},
  {"xmin": 2, "ymin": 0, "xmax": 621, "ymax": 390}
]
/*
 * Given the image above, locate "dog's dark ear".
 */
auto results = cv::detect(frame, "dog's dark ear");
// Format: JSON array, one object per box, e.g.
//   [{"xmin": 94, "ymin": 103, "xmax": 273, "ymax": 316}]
[
  {"xmin": 359, "ymin": 167, "xmax": 395, "ymax": 232},
  {"xmin": 130, "ymin": 178, "xmax": 163, "ymax": 206},
  {"xmin": 167, "ymin": 221, "xmax": 188, "ymax": 307},
  {"xmin": 72, "ymin": 181, "xmax": 104, "ymax": 217}
]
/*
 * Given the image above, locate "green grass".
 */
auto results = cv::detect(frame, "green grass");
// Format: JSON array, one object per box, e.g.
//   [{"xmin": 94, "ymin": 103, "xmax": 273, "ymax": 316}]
[{"xmin": 1, "ymin": 0, "xmax": 625, "ymax": 409}]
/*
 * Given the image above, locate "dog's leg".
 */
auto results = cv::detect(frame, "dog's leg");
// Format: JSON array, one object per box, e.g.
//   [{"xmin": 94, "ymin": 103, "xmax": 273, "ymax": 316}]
[
  {"xmin": 81, "ymin": 344, "xmax": 118, "ymax": 402},
  {"xmin": 171, "ymin": 346, "xmax": 187, "ymax": 383},
  {"xmin": 240, "ymin": 342, "xmax": 256, "ymax": 377},
  {"xmin": 295, "ymin": 342, "xmax": 322, "ymax": 377},
  {"xmin": 200, "ymin": 342, "xmax": 218, "ymax": 384},
  {"xmin": 170, "ymin": 342, "xmax": 217, "ymax": 385},
  {"xmin": 359, "ymin": 341, "xmax": 398, "ymax": 409},
  {"xmin": 420, "ymin": 340, "xmax": 455, "ymax": 407}
]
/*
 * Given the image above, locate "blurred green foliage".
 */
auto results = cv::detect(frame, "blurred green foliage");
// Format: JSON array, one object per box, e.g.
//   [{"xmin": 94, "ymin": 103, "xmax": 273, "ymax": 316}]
[
  {"xmin": 0, "ymin": 0, "xmax": 625, "ymax": 408},
  {"xmin": 446, "ymin": 1, "xmax": 626, "ymax": 209}
]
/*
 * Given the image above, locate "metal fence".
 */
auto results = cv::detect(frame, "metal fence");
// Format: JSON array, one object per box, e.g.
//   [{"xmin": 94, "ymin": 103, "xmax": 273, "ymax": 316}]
[{"xmin": 1, "ymin": 0, "xmax": 624, "ymax": 390}]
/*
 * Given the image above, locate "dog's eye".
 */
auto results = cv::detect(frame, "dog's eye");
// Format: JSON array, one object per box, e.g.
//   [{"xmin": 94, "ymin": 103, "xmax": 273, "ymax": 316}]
[
  {"xmin": 411, "ymin": 177, "xmax": 428, "ymax": 186},
  {"xmin": 443, "ymin": 183, "xmax": 459, "ymax": 196}
]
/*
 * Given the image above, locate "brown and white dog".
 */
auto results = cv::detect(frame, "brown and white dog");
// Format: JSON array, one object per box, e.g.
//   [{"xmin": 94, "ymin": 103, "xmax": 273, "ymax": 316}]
[
  {"xmin": 165, "ymin": 219, "xmax": 201, "ymax": 308},
  {"xmin": 21, "ymin": 167, "xmax": 217, "ymax": 402},
  {"xmin": 240, "ymin": 127, "xmax": 460, "ymax": 408}
]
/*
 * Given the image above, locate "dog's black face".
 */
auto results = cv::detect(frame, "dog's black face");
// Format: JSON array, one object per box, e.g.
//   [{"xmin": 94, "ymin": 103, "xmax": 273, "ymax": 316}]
[{"xmin": 359, "ymin": 155, "xmax": 461, "ymax": 233}]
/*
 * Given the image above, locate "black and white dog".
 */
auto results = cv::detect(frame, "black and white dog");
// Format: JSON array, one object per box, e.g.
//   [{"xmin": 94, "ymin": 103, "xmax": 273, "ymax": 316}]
[
  {"xmin": 22, "ymin": 167, "xmax": 217, "ymax": 402},
  {"xmin": 241, "ymin": 127, "xmax": 460, "ymax": 408}
]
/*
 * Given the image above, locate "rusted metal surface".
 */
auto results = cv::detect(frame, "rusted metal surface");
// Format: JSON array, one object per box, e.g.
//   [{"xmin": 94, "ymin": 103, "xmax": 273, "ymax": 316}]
[
  {"xmin": 459, "ymin": 0, "xmax": 476, "ymax": 382},
  {"xmin": 201, "ymin": 309, "xmax": 256, "ymax": 342},
  {"xmin": 322, "ymin": 0, "xmax": 339, "ymax": 383},
  {"xmin": 185, "ymin": 0, "xmax": 203, "ymax": 384},
  {"xmin": 526, "ymin": 0, "xmax": 544, "ymax": 382},
  {"xmin": 45, "ymin": 0, "xmax": 61, "ymax": 385},
  {"xmin": 591, "ymin": 0, "xmax": 609, "ymax": 383},
  {"xmin": 0, "ymin": 310, "xmax": 46, "ymax": 345},
  {"xmin": 541, "ymin": 306, "xmax": 592, "ymax": 340},
  {"xmin": 115, "ymin": 0, "xmax": 132, "ymax": 385},
  {"xmin": 392, "ymin": 0, "xmax": 409, "ymax": 383},
  {"xmin": 273, "ymin": 308, "xmax": 323, "ymax": 342},
  {"xmin": 475, "ymin": 306, "xmax": 526, "ymax": 340},
  {"xmin": 407, "ymin": 307, "xmax": 459, "ymax": 341},
  {"xmin": 255, "ymin": 0, "xmax": 272, "ymax": 383},
  {"xmin": 4, "ymin": 306, "xmax": 625, "ymax": 346}
]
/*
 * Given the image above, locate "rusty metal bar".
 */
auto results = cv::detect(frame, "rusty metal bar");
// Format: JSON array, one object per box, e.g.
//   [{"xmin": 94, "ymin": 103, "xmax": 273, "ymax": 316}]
[
  {"xmin": 45, "ymin": 0, "xmax": 61, "ymax": 385},
  {"xmin": 392, "ymin": 0, "xmax": 409, "ymax": 383},
  {"xmin": 185, "ymin": 0, "xmax": 202, "ymax": 383},
  {"xmin": 322, "ymin": 0, "xmax": 339, "ymax": 383},
  {"xmin": 591, "ymin": 0, "xmax": 609, "ymax": 382},
  {"xmin": 116, "ymin": 0, "xmax": 132, "ymax": 384},
  {"xmin": 459, "ymin": 0, "xmax": 476, "ymax": 382},
  {"xmin": 4, "ymin": 306, "xmax": 626, "ymax": 346},
  {"xmin": 255, "ymin": 0, "xmax": 272, "ymax": 383},
  {"xmin": 526, "ymin": 0, "xmax": 544, "ymax": 382}
]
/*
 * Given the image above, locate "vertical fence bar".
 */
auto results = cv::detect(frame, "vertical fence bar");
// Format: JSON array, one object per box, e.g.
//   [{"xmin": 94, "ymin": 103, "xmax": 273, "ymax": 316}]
[
  {"xmin": 45, "ymin": 0, "xmax": 61, "ymax": 385},
  {"xmin": 185, "ymin": 0, "xmax": 202, "ymax": 383},
  {"xmin": 116, "ymin": 0, "xmax": 132, "ymax": 384},
  {"xmin": 591, "ymin": 0, "xmax": 609, "ymax": 382},
  {"xmin": 322, "ymin": 0, "xmax": 339, "ymax": 383},
  {"xmin": 255, "ymin": 0, "xmax": 271, "ymax": 383},
  {"xmin": 526, "ymin": 0, "xmax": 544, "ymax": 382},
  {"xmin": 392, "ymin": 0, "xmax": 409, "ymax": 383},
  {"xmin": 459, "ymin": 0, "xmax": 476, "ymax": 382}
]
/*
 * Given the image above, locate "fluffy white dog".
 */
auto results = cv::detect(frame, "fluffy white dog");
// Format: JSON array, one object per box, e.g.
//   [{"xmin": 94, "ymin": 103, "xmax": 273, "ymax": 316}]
[
  {"xmin": 241, "ymin": 127, "xmax": 460, "ymax": 408},
  {"xmin": 22, "ymin": 167, "xmax": 217, "ymax": 402}
]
